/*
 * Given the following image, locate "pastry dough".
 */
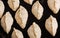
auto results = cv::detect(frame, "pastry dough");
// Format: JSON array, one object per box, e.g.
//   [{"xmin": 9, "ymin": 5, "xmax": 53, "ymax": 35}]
[
  {"xmin": 15, "ymin": 5, "xmax": 28, "ymax": 29},
  {"xmin": 0, "ymin": 0, "xmax": 5, "ymax": 18},
  {"xmin": 12, "ymin": 28, "xmax": 23, "ymax": 38},
  {"xmin": 27, "ymin": 22, "xmax": 41, "ymax": 38},
  {"xmin": 1, "ymin": 12, "xmax": 13, "ymax": 33},
  {"xmin": 32, "ymin": 1, "xmax": 43, "ymax": 20},
  {"xmin": 45, "ymin": 15, "xmax": 58, "ymax": 36},
  {"xmin": 8, "ymin": 0, "xmax": 20, "ymax": 11},
  {"xmin": 24, "ymin": 0, "xmax": 34, "ymax": 5},
  {"xmin": 47, "ymin": 0, "xmax": 60, "ymax": 14}
]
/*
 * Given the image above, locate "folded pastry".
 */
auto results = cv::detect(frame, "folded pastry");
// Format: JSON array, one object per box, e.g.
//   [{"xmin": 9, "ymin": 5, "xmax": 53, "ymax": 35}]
[
  {"xmin": 24, "ymin": 0, "xmax": 34, "ymax": 5},
  {"xmin": 0, "ymin": 0, "xmax": 5, "ymax": 18},
  {"xmin": 45, "ymin": 15, "xmax": 58, "ymax": 36},
  {"xmin": 32, "ymin": 1, "xmax": 44, "ymax": 20},
  {"xmin": 27, "ymin": 22, "xmax": 41, "ymax": 38},
  {"xmin": 1, "ymin": 12, "xmax": 13, "ymax": 33},
  {"xmin": 15, "ymin": 5, "xmax": 28, "ymax": 29},
  {"xmin": 8, "ymin": 0, "xmax": 20, "ymax": 11},
  {"xmin": 12, "ymin": 28, "xmax": 23, "ymax": 38},
  {"xmin": 47, "ymin": 0, "xmax": 60, "ymax": 14}
]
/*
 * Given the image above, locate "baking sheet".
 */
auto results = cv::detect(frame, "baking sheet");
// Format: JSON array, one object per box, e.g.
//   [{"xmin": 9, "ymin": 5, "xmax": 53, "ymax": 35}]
[{"xmin": 0, "ymin": 0, "xmax": 60, "ymax": 38}]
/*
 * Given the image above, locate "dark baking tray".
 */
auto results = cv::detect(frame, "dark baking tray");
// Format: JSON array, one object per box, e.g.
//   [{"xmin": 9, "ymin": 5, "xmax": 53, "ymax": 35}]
[{"xmin": 0, "ymin": 0, "xmax": 60, "ymax": 38}]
